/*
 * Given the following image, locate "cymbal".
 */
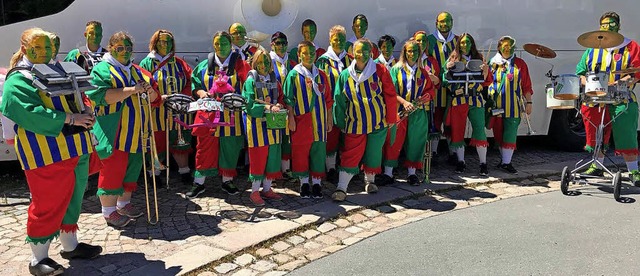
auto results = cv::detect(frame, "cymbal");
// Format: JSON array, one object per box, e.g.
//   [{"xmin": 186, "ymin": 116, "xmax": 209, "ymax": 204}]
[
  {"xmin": 577, "ymin": 30, "xmax": 624, "ymax": 48},
  {"xmin": 522, "ymin": 43, "xmax": 557, "ymax": 58},
  {"xmin": 612, "ymin": 67, "xmax": 640, "ymax": 75}
]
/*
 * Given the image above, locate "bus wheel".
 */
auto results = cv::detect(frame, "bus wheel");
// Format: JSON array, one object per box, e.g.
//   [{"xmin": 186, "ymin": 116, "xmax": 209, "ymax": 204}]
[{"xmin": 549, "ymin": 109, "xmax": 585, "ymax": 152}]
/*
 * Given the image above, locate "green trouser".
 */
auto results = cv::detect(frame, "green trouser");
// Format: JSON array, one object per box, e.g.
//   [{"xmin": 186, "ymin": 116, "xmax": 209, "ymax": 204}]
[
  {"xmin": 219, "ymin": 135, "xmax": 245, "ymax": 175},
  {"xmin": 249, "ymin": 144, "xmax": 282, "ymax": 181},
  {"xmin": 610, "ymin": 102, "xmax": 639, "ymax": 152},
  {"xmin": 469, "ymin": 105, "xmax": 487, "ymax": 142},
  {"xmin": 404, "ymin": 109, "xmax": 429, "ymax": 164},
  {"xmin": 124, "ymin": 152, "xmax": 143, "ymax": 183},
  {"xmin": 61, "ymin": 154, "xmax": 89, "ymax": 227}
]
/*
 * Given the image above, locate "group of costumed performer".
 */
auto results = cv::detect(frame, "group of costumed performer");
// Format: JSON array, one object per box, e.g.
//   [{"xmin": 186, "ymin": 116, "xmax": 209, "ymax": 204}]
[
  {"xmin": 443, "ymin": 33, "xmax": 493, "ymax": 175},
  {"xmin": 576, "ymin": 11, "xmax": 640, "ymax": 184},
  {"xmin": 1, "ymin": 28, "xmax": 102, "ymax": 276},
  {"xmin": 316, "ymin": 25, "xmax": 353, "ymax": 184},
  {"xmin": 332, "ymin": 38, "xmax": 398, "ymax": 202},
  {"xmin": 379, "ymin": 39, "xmax": 435, "ymax": 186},
  {"xmin": 139, "ymin": 29, "xmax": 194, "ymax": 184},
  {"xmin": 242, "ymin": 48, "xmax": 286, "ymax": 206},
  {"xmin": 284, "ymin": 40, "xmax": 333, "ymax": 199},
  {"xmin": 87, "ymin": 31, "xmax": 162, "ymax": 228},
  {"xmin": 187, "ymin": 31, "xmax": 250, "ymax": 198},
  {"xmin": 487, "ymin": 36, "xmax": 533, "ymax": 174}
]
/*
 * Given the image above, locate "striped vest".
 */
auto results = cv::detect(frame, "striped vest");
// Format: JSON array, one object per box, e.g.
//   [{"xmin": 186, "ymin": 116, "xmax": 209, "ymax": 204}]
[
  {"xmin": 428, "ymin": 36, "xmax": 458, "ymax": 108},
  {"xmin": 13, "ymin": 72, "xmax": 93, "ymax": 170},
  {"xmin": 93, "ymin": 65, "xmax": 152, "ymax": 153},
  {"xmin": 245, "ymin": 77, "xmax": 282, "ymax": 147},
  {"xmin": 198, "ymin": 68, "xmax": 243, "ymax": 137},
  {"xmin": 318, "ymin": 55, "xmax": 352, "ymax": 94},
  {"xmin": 391, "ymin": 65, "xmax": 430, "ymax": 111},
  {"xmin": 341, "ymin": 72, "xmax": 388, "ymax": 134},
  {"xmin": 146, "ymin": 58, "xmax": 193, "ymax": 131},
  {"xmin": 489, "ymin": 62, "xmax": 525, "ymax": 118},
  {"xmin": 290, "ymin": 71, "xmax": 329, "ymax": 142},
  {"xmin": 581, "ymin": 46, "xmax": 638, "ymax": 106},
  {"xmin": 449, "ymin": 81, "xmax": 485, "ymax": 107}
]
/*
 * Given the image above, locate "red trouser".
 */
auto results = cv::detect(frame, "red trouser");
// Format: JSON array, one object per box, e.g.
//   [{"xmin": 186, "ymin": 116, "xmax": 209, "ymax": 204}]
[
  {"xmin": 326, "ymin": 127, "xmax": 340, "ymax": 156},
  {"xmin": 581, "ymin": 105, "xmax": 611, "ymax": 151},
  {"xmin": 433, "ymin": 106, "xmax": 447, "ymax": 137},
  {"xmin": 194, "ymin": 134, "xmax": 219, "ymax": 176},
  {"xmin": 383, "ymin": 120, "xmax": 407, "ymax": 165},
  {"xmin": 248, "ymin": 145, "xmax": 282, "ymax": 180},
  {"xmin": 98, "ymin": 149, "xmax": 139, "ymax": 193},
  {"xmin": 445, "ymin": 104, "xmax": 469, "ymax": 147},
  {"xmin": 24, "ymin": 157, "xmax": 78, "ymax": 240}
]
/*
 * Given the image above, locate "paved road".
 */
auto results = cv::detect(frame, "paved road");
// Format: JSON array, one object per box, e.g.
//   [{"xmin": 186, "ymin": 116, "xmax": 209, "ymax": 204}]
[{"xmin": 290, "ymin": 186, "xmax": 640, "ymax": 276}]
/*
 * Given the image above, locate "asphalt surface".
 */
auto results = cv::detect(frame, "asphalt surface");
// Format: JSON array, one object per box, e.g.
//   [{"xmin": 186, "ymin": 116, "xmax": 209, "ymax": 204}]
[{"xmin": 289, "ymin": 186, "xmax": 640, "ymax": 276}]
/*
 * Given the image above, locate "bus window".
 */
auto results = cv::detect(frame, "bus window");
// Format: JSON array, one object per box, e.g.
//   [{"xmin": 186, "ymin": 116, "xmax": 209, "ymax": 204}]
[{"xmin": 0, "ymin": 0, "xmax": 74, "ymax": 26}]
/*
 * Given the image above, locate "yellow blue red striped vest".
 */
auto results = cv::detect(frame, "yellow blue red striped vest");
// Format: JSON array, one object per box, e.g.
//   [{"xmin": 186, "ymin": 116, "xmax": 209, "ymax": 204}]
[
  {"xmin": 583, "ymin": 46, "xmax": 637, "ymax": 106},
  {"xmin": 449, "ymin": 81, "xmax": 484, "ymax": 107},
  {"xmin": 272, "ymin": 59, "xmax": 291, "ymax": 136},
  {"xmin": 148, "ymin": 58, "xmax": 193, "ymax": 131},
  {"xmin": 93, "ymin": 65, "xmax": 152, "ymax": 153},
  {"xmin": 319, "ymin": 56, "xmax": 352, "ymax": 93},
  {"xmin": 429, "ymin": 37, "xmax": 458, "ymax": 108},
  {"xmin": 13, "ymin": 74, "xmax": 93, "ymax": 170},
  {"xmin": 290, "ymin": 71, "xmax": 329, "ymax": 142},
  {"xmin": 198, "ymin": 68, "xmax": 243, "ymax": 137},
  {"xmin": 341, "ymin": 72, "xmax": 388, "ymax": 134},
  {"xmin": 489, "ymin": 62, "xmax": 524, "ymax": 118},
  {"xmin": 245, "ymin": 79, "xmax": 282, "ymax": 147},
  {"xmin": 392, "ymin": 65, "xmax": 430, "ymax": 111}
]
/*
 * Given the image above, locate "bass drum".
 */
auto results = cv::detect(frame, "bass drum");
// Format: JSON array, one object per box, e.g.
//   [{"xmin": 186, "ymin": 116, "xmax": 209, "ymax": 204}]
[
  {"xmin": 76, "ymin": 52, "xmax": 103, "ymax": 73},
  {"xmin": 546, "ymin": 84, "xmax": 575, "ymax": 109}
]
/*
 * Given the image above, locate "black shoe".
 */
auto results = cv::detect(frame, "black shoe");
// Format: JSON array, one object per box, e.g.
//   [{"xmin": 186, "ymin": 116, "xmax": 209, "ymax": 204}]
[
  {"xmin": 479, "ymin": 163, "xmax": 489, "ymax": 176},
  {"xmin": 60, "ymin": 243, "xmax": 102, "ymax": 260},
  {"xmin": 186, "ymin": 184, "xmax": 206, "ymax": 198},
  {"xmin": 282, "ymin": 170, "xmax": 294, "ymax": 181},
  {"xmin": 311, "ymin": 184, "xmax": 323, "ymax": 199},
  {"xmin": 408, "ymin": 174, "xmax": 420, "ymax": 186},
  {"xmin": 499, "ymin": 163, "xmax": 518, "ymax": 174},
  {"xmin": 375, "ymin": 174, "xmax": 394, "ymax": 186},
  {"xmin": 300, "ymin": 183, "xmax": 311, "ymax": 198},
  {"xmin": 180, "ymin": 173, "xmax": 194, "ymax": 185},
  {"xmin": 29, "ymin": 258, "xmax": 64, "ymax": 276},
  {"xmin": 448, "ymin": 154, "xmax": 458, "ymax": 166},
  {"xmin": 221, "ymin": 181, "xmax": 240, "ymax": 195},
  {"xmin": 326, "ymin": 169, "xmax": 339, "ymax": 185},
  {"xmin": 455, "ymin": 161, "xmax": 466, "ymax": 174}
]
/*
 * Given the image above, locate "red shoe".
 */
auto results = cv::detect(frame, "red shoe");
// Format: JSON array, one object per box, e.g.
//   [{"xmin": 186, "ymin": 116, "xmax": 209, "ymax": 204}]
[
  {"xmin": 250, "ymin": 191, "xmax": 265, "ymax": 206},
  {"xmin": 261, "ymin": 189, "xmax": 282, "ymax": 201}
]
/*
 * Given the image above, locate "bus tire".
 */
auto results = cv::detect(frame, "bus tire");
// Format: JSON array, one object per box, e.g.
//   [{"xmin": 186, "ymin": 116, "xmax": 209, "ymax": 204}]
[{"xmin": 549, "ymin": 109, "xmax": 585, "ymax": 152}]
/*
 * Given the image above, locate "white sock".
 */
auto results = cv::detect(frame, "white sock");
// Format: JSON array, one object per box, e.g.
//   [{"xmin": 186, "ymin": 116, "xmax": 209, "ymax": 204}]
[
  {"xmin": 337, "ymin": 171, "xmax": 353, "ymax": 191},
  {"xmin": 597, "ymin": 157, "xmax": 605, "ymax": 168},
  {"xmin": 60, "ymin": 231, "xmax": 78, "ymax": 252},
  {"xmin": 384, "ymin": 166, "xmax": 393, "ymax": 177},
  {"xmin": 476, "ymin": 146, "xmax": 488, "ymax": 164},
  {"xmin": 455, "ymin": 147, "xmax": 465, "ymax": 162},
  {"xmin": 312, "ymin": 177, "xmax": 321, "ymax": 185},
  {"xmin": 501, "ymin": 148, "xmax": 514, "ymax": 164},
  {"xmin": 102, "ymin": 206, "xmax": 116, "ymax": 218},
  {"xmin": 116, "ymin": 200, "xmax": 129, "ymax": 210},
  {"xmin": 281, "ymin": 160, "xmax": 290, "ymax": 172},
  {"xmin": 365, "ymin": 173, "xmax": 375, "ymax": 183},
  {"xmin": 299, "ymin": 177, "xmax": 309, "ymax": 184},
  {"xmin": 194, "ymin": 176, "xmax": 205, "ymax": 185},
  {"xmin": 178, "ymin": 167, "xmax": 191, "ymax": 174},
  {"xmin": 30, "ymin": 241, "xmax": 51, "ymax": 265},
  {"xmin": 626, "ymin": 161, "xmax": 639, "ymax": 172},
  {"xmin": 222, "ymin": 176, "xmax": 233, "ymax": 182},
  {"xmin": 407, "ymin": 167, "xmax": 416, "ymax": 176},
  {"xmin": 431, "ymin": 139, "xmax": 439, "ymax": 153},
  {"xmin": 326, "ymin": 155, "xmax": 337, "ymax": 170},
  {"xmin": 263, "ymin": 179, "xmax": 273, "ymax": 191},
  {"xmin": 251, "ymin": 180, "xmax": 261, "ymax": 192}
]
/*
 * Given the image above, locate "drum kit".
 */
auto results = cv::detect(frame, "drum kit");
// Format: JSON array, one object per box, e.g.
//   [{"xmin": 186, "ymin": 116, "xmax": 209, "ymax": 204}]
[{"xmin": 525, "ymin": 30, "xmax": 640, "ymax": 201}]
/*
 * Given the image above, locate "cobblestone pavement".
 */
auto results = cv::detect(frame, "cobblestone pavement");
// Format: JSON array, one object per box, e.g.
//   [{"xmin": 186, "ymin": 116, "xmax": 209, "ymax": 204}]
[{"xmin": 0, "ymin": 145, "xmax": 621, "ymax": 275}]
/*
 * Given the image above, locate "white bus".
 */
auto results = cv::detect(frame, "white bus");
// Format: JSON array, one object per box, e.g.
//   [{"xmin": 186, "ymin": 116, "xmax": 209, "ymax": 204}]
[{"xmin": 1, "ymin": 0, "xmax": 639, "ymax": 162}]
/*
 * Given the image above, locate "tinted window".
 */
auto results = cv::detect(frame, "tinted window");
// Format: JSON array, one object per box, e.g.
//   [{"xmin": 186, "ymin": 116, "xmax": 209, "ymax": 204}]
[{"xmin": 0, "ymin": 0, "xmax": 74, "ymax": 26}]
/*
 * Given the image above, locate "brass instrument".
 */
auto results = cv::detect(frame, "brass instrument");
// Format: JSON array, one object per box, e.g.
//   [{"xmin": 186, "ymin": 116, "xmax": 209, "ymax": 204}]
[
  {"xmin": 423, "ymin": 101, "xmax": 436, "ymax": 184},
  {"xmin": 135, "ymin": 83, "xmax": 160, "ymax": 225},
  {"xmin": 518, "ymin": 94, "xmax": 536, "ymax": 135}
]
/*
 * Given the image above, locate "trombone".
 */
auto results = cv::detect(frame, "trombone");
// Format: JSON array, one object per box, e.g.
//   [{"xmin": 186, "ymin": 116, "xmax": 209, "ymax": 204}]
[
  {"xmin": 135, "ymin": 81, "xmax": 160, "ymax": 225},
  {"xmin": 518, "ymin": 94, "xmax": 536, "ymax": 135}
]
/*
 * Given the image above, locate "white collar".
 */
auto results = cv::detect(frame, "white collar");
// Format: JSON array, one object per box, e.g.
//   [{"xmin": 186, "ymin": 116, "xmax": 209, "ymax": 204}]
[
  {"xmin": 378, "ymin": 54, "xmax": 395, "ymax": 68},
  {"xmin": 269, "ymin": 51, "xmax": 288, "ymax": 67},
  {"xmin": 321, "ymin": 46, "xmax": 347, "ymax": 71},
  {"xmin": 17, "ymin": 56, "xmax": 34, "ymax": 68},
  {"xmin": 215, "ymin": 54, "xmax": 231, "ymax": 69},
  {"xmin": 347, "ymin": 58, "xmax": 377, "ymax": 85},
  {"xmin": 433, "ymin": 30, "xmax": 454, "ymax": 43},
  {"xmin": 85, "ymin": 45, "xmax": 104, "ymax": 54},
  {"xmin": 293, "ymin": 64, "xmax": 321, "ymax": 97},
  {"xmin": 233, "ymin": 42, "xmax": 251, "ymax": 60},
  {"xmin": 490, "ymin": 53, "xmax": 513, "ymax": 67},
  {"xmin": 103, "ymin": 52, "xmax": 133, "ymax": 83}
]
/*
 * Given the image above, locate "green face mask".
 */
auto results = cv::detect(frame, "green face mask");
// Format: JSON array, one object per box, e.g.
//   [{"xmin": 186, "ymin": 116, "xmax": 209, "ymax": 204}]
[
  {"xmin": 271, "ymin": 38, "xmax": 288, "ymax": 57},
  {"xmin": 299, "ymin": 45, "xmax": 316, "ymax": 68},
  {"xmin": 112, "ymin": 39, "xmax": 133, "ymax": 65},
  {"xmin": 302, "ymin": 25, "xmax": 317, "ymax": 41},
  {"xmin": 255, "ymin": 54, "xmax": 271, "ymax": 76},
  {"xmin": 436, "ymin": 13, "xmax": 453, "ymax": 34},
  {"xmin": 354, "ymin": 42, "xmax": 371, "ymax": 65},
  {"xmin": 600, "ymin": 17, "xmax": 620, "ymax": 33},
  {"xmin": 353, "ymin": 19, "xmax": 368, "ymax": 38},
  {"xmin": 380, "ymin": 40, "xmax": 394, "ymax": 59},
  {"xmin": 156, "ymin": 34, "xmax": 174, "ymax": 56},
  {"xmin": 460, "ymin": 36, "xmax": 472, "ymax": 56},
  {"xmin": 85, "ymin": 25, "xmax": 103, "ymax": 46},
  {"xmin": 499, "ymin": 40, "xmax": 515, "ymax": 59},
  {"xmin": 26, "ymin": 36, "xmax": 52, "ymax": 64},
  {"xmin": 406, "ymin": 44, "xmax": 420, "ymax": 65},
  {"xmin": 229, "ymin": 24, "xmax": 247, "ymax": 47},
  {"xmin": 214, "ymin": 36, "xmax": 232, "ymax": 59},
  {"xmin": 330, "ymin": 33, "xmax": 346, "ymax": 53},
  {"xmin": 415, "ymin": 33, "xmax": 428, "ymax": 53}
]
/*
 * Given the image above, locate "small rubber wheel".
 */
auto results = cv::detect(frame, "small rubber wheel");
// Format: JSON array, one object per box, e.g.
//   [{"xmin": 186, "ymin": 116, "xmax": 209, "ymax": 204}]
[
  {"xmin": 613, "ymin": 171, "xmax": 622, "ymax": 201},
  {"xmin": 560, "ymin": 166, "xmax": 571, "ymax": 195}
]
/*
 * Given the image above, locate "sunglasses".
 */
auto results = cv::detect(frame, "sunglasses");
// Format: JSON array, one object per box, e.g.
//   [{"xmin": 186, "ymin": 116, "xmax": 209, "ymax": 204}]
[
  {"xmin": 114, "ymin": 46, "xmax": 133, "ymax": 53},
  {"xmin": 600, "ymin": 21, "xmax": 618, "ymax": 28}
]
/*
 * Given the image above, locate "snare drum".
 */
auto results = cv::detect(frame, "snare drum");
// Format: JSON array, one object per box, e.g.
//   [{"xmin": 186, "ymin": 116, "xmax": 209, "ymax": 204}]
[
  {"xmin": 466, "ymin": 60, "xmax": 484, "ymax": 72},
  {"xmin": 76, "ymin": 52, "xmax": 104, "ymax": 72},
  {"xmin": 546, "ymin": 83, "xmax": 575, "ymax": 109},
  {"xmin": 264, "ymin": 110, "xmax": 288, "ymax": 129},
  {"xmin": 553, "ymin": 74, "xmax": 580, "ymax": 100},
  {"xmin": 585, "ymin": 71, "xmax": 608, "ymax": 97}
]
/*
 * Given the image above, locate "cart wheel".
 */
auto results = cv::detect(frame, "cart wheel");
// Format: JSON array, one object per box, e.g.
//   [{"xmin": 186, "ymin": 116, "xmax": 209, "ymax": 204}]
[
  {"xmin": 613, "ymin": 171, "xmax": 622, "ymax": 201},
  {"xmin": 560, "ymin": 166, "xmax": 571, "ymax": 195}
]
